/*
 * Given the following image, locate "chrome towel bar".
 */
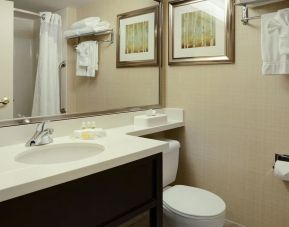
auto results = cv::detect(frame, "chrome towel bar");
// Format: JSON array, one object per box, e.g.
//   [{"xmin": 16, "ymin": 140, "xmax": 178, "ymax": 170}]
[
  {"xmin": 0, "ymin": 97, "xmax": 10, "ymax": 105},
  {"xmin": 235, "ymin": 0, "xmax": 284, "ymax": 25}
]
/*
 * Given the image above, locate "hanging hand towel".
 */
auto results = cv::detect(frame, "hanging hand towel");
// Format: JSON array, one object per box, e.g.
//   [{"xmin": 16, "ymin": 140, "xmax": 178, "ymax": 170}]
[
  {"xmin": 76, "ymin": 42, "xmax": 90, "ymax": 66},
  {"xmin": 261, "ymin": 12, "xmax": 289, "ymax": 75},
  {"xmin": 86, "ymin": 41, "xmax": 99, "ymax": 76},
  {"xmin": 76, "ymin": 41, "xmax": 98, "ymax": 77},
  {"xmin": 268, "ymin": 8, "xmax": 289, "ymax": 55}
]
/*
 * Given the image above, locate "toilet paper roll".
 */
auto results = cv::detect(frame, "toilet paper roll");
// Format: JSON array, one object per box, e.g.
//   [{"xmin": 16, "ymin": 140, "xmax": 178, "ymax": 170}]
[{"xmin": 274, "ymin": 161, "xmax": 289, "ymax": 181}]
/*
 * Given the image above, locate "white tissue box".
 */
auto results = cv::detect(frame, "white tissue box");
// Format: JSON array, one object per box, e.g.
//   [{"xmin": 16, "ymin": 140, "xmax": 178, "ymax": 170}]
[{"xmin": 134, "ymin": 114, "xmax": 168, "ymax": 128}]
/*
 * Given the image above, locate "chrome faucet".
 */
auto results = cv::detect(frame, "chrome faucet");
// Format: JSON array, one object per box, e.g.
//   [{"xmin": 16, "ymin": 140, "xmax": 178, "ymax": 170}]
[{"xmin": 26, "ymin": 122, "xmax": 54, "ymax": 147}]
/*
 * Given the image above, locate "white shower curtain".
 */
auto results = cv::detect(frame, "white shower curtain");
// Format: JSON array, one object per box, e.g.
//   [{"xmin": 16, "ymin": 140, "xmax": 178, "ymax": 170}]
[{"xmin": 32, "ymin": 12, "xmax": 62, "ymax": 117}]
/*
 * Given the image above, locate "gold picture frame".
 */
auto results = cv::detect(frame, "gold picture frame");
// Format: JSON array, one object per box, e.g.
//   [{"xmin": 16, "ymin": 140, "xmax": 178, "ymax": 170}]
[
  {"xmin": 117, "ymin": 6, "xmax": 160, "ymax": 68},
  {"xmin": 169, "ymin": 0, "xmax": 235, "ymax": 65}
]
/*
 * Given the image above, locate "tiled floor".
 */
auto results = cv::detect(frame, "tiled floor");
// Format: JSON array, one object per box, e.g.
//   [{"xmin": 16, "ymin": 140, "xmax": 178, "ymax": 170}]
[
  {"xmin": 120, "ymin": 214, "xmax": 245, "ymax": 227},
  {"xmin": 224, "ymin": 220, "xmax": 246, "ymax": 227}
]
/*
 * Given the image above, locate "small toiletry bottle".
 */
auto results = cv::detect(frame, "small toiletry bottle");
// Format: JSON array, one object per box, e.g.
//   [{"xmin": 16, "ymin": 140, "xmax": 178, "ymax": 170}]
[
  {"xmin": 87, "ymin": 121, "xmax": 91, "ymax": 129},
  {"xmin": 91, "ymin": 122, "xmax": 96, "ymax": 129}
]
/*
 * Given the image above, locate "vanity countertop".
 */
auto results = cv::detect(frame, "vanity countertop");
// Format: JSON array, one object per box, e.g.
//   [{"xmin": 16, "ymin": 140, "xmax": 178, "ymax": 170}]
[
  {"xmin": 0, "ymin": 116, "xmax": 184, "ymax": 203},
  {"xmin": 0, "ymin": 134, "xmax": 168, "ymax": 203}
]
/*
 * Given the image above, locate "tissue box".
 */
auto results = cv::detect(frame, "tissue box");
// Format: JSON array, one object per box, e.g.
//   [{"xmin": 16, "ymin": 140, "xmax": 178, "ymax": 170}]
[{"xmin": 134, "ymin": 114, "xmax": 168, "ymax": 128}]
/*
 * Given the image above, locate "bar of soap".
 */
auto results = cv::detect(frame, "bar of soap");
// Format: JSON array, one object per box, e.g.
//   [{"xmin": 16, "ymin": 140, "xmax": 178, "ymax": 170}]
[{"xmin": 73, "ymin": 129, "xmax": 106, "ymax": 140}]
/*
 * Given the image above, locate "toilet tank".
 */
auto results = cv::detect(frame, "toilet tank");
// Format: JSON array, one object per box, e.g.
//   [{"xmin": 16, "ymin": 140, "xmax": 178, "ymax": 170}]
[{"xmin": 159, "ymin": 139, "xmax": 180, "ymax": 187}]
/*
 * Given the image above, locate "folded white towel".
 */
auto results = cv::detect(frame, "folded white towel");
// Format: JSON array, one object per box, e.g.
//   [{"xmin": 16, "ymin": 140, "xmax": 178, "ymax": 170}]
[
  {"xmin": 76, "ymin": 41, "xmax": 98, "ymax": 77},
  {"xmin": 71, "ymin": 17, "xmax": 101, "ymax": 29},
  {"xmin": 262, "ymin": 12, "xmax": 289, "ymax": 75},
  {"xmin": 268, "ymin": 8, "xmax": 289, "ymax": 55},
  {"xmin": 64, "ymin": 22, "xmax": 111, "ymax": 38}
]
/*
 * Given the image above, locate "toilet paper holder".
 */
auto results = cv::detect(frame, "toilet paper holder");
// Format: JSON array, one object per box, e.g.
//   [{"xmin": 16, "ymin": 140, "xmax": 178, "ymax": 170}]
[{"xmin": 273, "ymin": 154, "xmax": 289, "ymax": 168}]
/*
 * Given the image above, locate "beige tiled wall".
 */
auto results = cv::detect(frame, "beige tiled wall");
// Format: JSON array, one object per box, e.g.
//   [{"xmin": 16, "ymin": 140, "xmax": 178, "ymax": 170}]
[
  {"xmin": 67, "ymin": 0, "xmax": 159, "ymax": 114},
  {"xmin": 165, "ymin": 1, "xmax": 289, "ymax": 227}
]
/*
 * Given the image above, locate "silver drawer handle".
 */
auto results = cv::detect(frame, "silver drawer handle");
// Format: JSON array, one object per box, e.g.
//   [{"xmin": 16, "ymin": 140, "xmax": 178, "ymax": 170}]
[{"xmin": 0, "ymin": 97, "xmax": 10, "ymax": 105}]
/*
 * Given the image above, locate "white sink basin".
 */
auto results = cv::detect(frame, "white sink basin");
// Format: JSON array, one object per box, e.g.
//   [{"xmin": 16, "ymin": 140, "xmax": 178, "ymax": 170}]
[{"xmin": 15, "ymin": 143, "xmax": 105, "ymax": 165}]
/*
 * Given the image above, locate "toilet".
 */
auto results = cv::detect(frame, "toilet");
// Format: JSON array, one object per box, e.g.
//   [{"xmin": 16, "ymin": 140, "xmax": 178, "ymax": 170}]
[{"xmin": 161, "ymin": 139, "xmax": 226, "ymax": 227}]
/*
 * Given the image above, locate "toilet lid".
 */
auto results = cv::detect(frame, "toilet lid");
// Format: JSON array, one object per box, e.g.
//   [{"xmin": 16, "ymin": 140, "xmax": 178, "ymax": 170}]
[{"xmin": 163, "ymin": 185, "xmax": 226, "ymax": 218}]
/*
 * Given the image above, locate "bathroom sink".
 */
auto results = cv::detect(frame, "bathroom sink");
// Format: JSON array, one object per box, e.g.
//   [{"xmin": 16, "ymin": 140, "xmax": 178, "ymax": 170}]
[{"xmin": 15, "ymin": 143, "xmax": 104, "ymax": 165}]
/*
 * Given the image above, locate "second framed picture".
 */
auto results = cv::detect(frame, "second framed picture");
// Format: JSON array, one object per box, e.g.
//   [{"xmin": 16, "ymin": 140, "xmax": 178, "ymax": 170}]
[
  {"xmin": 169, "ymin": 0, "xmax": 235, "ymax": 65},
  {"xmin": 117, "ymin": 6, "xmax": 160, "ymax": 68}
]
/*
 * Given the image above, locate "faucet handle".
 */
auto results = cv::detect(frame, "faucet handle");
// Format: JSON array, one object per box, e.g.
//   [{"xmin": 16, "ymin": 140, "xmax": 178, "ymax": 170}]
[
  {"xmin": 36, "ymin": 122, "xmax": 45, "ymax": 132},
  {"xmin": 46, "ymin": 128, "xmax": 54, "ymax": 134},
  {"xmin": 36, "ymin": 121, "xmax": 50, "ymax": 132}
]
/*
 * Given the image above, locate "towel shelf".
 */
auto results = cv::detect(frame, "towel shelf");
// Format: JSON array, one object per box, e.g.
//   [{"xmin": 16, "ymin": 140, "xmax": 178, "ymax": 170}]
[
  {"xmin": 65, "ymin": 29, "xmax": 114, "ymax": 45},
  {"xmin": 235, "ymin": 0, "xmax": 285, "ymax": 25},
  {"xmin": 235, "ymin": 0, "xmax": 284, "ymax": 6}
]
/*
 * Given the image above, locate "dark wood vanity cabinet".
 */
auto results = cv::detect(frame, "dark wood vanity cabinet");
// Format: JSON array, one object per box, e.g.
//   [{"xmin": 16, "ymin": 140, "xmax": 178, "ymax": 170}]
[{"xmin": 0, "ymin": 153, "xmax": 162, "ymax": 227}]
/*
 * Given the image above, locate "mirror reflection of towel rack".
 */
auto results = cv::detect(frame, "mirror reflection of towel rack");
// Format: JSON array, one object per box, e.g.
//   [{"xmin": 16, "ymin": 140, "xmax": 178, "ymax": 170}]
[
  {"xmin": 234, "ymin": 0, "xmax": 285, "ymax": 25},
  {"xmin": 65, "ymin": 29, "xmax": 114, "ymax": 48}
]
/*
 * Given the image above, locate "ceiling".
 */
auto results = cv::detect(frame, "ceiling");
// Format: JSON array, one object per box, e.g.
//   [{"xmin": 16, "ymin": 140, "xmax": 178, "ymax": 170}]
[{"xmin": 12, "ymin": 0, "xmax": 96, "ymax": 12}]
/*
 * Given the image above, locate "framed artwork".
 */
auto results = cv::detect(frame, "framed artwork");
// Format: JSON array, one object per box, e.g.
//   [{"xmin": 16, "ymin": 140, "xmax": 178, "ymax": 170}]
[
  {"xmin": 117, "ymin": 6, "xmax": 159, "ymax": 68},
  {"xmin": 169, "ymin": 0, "xmax": 235, "ymax": 65}
]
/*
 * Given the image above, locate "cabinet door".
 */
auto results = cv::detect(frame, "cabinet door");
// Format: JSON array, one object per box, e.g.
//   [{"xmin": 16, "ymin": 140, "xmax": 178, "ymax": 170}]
[{"xmin": 0, "ymin": 154, "xmax": 162, "ymax": 227}]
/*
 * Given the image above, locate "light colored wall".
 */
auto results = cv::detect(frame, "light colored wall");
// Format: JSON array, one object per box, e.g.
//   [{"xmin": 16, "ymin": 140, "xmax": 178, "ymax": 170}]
[
  {"xmin": 4, "ymin": 0, "xmax": 289, "ymax": 226},
  {"xmin": 165, "ymin": 1, "xmax": 289, "ymax": 227},
  {"xmin": 69, "ymin": 0, "xmax": 159, "ymax": 113},
  {"xmin": 13, "ymin": 16, "xmax": 38, "ymax": 118}
]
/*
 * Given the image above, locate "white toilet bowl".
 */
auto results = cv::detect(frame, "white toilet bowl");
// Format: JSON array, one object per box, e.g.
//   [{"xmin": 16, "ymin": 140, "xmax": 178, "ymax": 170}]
[
  {"xmin": 159, "ymin": 139, "xmax": 226, "ymax": 227},
  {"xmin": 163, "ymin": 185, "xmax": 226, "ymax": 227}
]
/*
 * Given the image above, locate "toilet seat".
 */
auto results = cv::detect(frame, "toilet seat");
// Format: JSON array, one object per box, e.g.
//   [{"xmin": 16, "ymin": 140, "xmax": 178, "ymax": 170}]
[{"xmin": 163, "ymin": 185, "xmax": 226, "ymax": 220}]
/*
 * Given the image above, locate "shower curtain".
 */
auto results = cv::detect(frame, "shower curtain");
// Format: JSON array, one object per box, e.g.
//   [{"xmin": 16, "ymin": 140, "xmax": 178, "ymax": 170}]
[{"xmin": 32, "ymin": 12, "xmax": 62, "ymax": 117}]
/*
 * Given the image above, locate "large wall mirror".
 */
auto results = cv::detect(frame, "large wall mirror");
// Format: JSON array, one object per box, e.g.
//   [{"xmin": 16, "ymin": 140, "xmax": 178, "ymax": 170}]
[{"xmin": 0, "ymin": 0, "xmax": 162, "ymax": 127}]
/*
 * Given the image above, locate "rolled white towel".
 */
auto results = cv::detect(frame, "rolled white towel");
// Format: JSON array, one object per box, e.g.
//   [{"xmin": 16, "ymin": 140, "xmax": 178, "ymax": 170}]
[
  {"xmin": 93, "ymin": 21, "xmax": 111, "ymax": 27},
  {"xmin": 71, "ymin": 17, "xmax": 101, "ymax": 29}
]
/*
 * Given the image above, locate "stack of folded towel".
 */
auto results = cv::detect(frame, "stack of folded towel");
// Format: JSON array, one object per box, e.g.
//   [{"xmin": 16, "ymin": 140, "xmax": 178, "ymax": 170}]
[
  {"xmin": 261, "ymin": 8, "xmax": 289, "ymax": 75},
  {"xmin": 64, "ymin": 17, "xmax": 111, "ymax": 38}
]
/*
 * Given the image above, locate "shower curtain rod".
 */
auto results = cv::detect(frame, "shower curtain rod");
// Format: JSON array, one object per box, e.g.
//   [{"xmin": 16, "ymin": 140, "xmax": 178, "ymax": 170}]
[{"xmin": 14, "ymin": 8, "xmax": 41, "ymax": 17}]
